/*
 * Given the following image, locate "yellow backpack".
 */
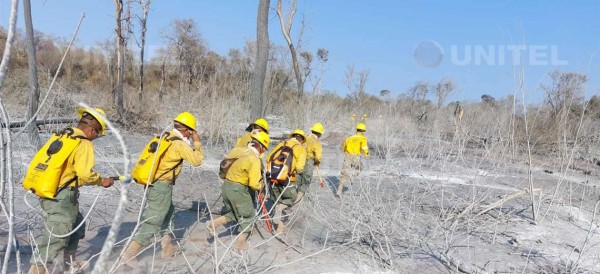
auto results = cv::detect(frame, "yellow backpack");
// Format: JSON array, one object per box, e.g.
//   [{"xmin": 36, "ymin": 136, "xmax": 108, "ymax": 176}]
[
  {"xmin": 131, "ymin": 133, "xmax": 181, "ymax": 185},
  {"xmin": 23, "ymin": 128, "xmax": 83, "ymax": 199}
]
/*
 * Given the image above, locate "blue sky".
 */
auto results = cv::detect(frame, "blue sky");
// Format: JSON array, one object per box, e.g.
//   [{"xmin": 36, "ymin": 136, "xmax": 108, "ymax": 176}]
[{"xmin": 1, "ymin": 0, "xmax": 599, "ymax": 104}]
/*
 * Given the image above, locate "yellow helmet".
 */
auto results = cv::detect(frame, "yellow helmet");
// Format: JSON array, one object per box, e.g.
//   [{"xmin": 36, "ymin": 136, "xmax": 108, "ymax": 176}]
[
  {"xmin": 251, "ymin": 130, "xmax": 270, "ymax": 149},
  {"xmin": 310, "ymin": 122, "xmax": 324, "ymax": 134},
  {"xmin": 253, "ymin": 118, "xmax": 269, "ymax": 133},
  {"xmin": 356, "ymin": 123, "xmax": 366, "ymax": 131},
  {"xmin": 77, "ymin": 107, "xmax": 107, "ymax": 135},
  {"xmin": 290, "ymin": 129, "xmax": 307, "ymax": 142},
  {"xmin": 174, "ymin": 112, "xmax": 197, "ymax": 131}
]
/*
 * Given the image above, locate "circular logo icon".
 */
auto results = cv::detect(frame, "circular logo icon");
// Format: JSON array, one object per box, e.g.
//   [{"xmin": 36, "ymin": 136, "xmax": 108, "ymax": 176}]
[{"xmin": 413, "ymin": 40, "xmax": 444, "ymax": 69}]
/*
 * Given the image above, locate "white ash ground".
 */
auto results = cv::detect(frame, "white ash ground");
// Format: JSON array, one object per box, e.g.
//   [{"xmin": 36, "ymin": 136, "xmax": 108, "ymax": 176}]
[{"xmin": 2, "ymin": 131, "xmax": 600, "ymax": 273}]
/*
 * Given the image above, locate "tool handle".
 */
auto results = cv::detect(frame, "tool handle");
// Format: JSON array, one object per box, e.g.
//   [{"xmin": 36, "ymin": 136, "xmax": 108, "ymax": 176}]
[
  {"xmin": 257, "ymin": 192, "xmax": 273, "ymax": 232},
  {"xmin": 109, "ymin": 176, "xmax": 127, "ymax": 181},
  {"xmin": 315, "ymin": 167, "xmax": 325, "ymax": 188}
]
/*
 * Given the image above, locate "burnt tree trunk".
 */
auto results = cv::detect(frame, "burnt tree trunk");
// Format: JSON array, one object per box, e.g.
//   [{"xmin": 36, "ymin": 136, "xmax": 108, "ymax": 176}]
[
  {"xmin": 23, "ymin": 0, "xmax": 41, "ymax": 148},
  {"xmin": 249, "ymin": 0, "xmax": 270, "ymax": 120},
  {"xmin": 138, "ymin": 0, "xmax": 151, "ymax": 101},
  {"xmin": 114, "ymin": 0, "xmax": 125, "ymax": 119}
]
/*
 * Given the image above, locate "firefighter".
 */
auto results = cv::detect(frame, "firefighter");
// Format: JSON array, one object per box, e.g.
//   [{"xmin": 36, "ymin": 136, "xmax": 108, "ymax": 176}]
[
  {"xmin": 121, "ymin": 112, "xmax": 204, "ymax": 269},
  {"xmin": 267, "ymin": 129, "xmax": 307, "ymax": 233},
  {"xmin": 295, "ymin": 123, "xmax": 324, "ymax": 203},
  {"xmin": 207, "ymin": 131, "xmax": 270, "ymax": 252},
  {"xmin": 336, "ymin": 123, "xmax": 369, "ymax": 197},
  {"xmin": 235, "ymin": 118, "xmax": 269, "ymax": 148},
  {"xmin": 28, "ymin": 108, "xmax": 115, "ymax": 274}
]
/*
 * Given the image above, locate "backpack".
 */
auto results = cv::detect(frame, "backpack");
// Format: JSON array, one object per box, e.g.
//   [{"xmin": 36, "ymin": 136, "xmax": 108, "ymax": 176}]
[
  {"xmin": 131, "ymin": 133, "xmax": 181, "ymax": 185},
  {"xmin": 218, "ymin": 158, "xmax": 238, "ymax": 179},
  {"xmin": 267, "ymin": 141, "xmax": 298, "ymax": 185},
  {"xmin": 23, "ymin": 128, "xmax": 84, "ymax": 199}
]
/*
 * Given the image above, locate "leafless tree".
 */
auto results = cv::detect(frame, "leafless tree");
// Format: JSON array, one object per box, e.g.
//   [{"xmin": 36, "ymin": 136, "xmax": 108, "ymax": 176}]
[
  {"xmin": 23, "ymin": 0, "xmax": 40, "ymax": 148},
  {"xmin": 434, "ymin": 78, "xmax": 456, "ymax": 108},
  {"xmin": 0, "ymin": 1, "xmax": 18, "ymax": 272},
  {"xmin": 542, "ymin": 71, "xmax": 588, "ymax": 119},
  {"xmin": 136, "ymin": 0, "xmax": 151, "ymax": 101},
  {"xmin": 356, "ymin": 69, "xmax": 369, "ymax": 99},
  {"xmin": 344, "ymin": 63, "xmax": 355, "ymax": 96},
  {"xmin": 408, "ymin": 81, "xmax": 430, "ymax": 102},
  {"xmin": 300, "ymin": 51, "xmax": 312, "ymax": 86},
  {"xmin": 276, "ymin": 0, "xmax": 304, "ymax": 99},
  {"xmin": 114, "ymin": 0, "xmax": 125, "ymax": 119},
  {"xmin": 345, "ymin": 63, "xmax": 369, "ymax": 102},
  {"xmin": 163, "ymin": 19, "xmax": 205, "ymax": 97},
  {"xmin": 407, "ymin": 81, "xmax": 432, "ymax": 122},
  {"xmin": 249, "ymin": 0, "xmax": 269, "ymax": 120},
  {"xmin": 306, "ymin": 48, "xmax": 328, "ymax": 94}
]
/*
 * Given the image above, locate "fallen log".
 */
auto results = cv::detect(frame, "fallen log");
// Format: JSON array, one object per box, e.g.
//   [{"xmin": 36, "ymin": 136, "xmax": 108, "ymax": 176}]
[
  {"xmin": 477, "ymin": 188, "xmax": 541, "ymax": 216},
  {"xmin": 1, "ymin": 118, "xmax": 76, "ymax": 129},
  {"xmin": 425, "ymin": 244, "xmax": 488, "ymax": 274}
]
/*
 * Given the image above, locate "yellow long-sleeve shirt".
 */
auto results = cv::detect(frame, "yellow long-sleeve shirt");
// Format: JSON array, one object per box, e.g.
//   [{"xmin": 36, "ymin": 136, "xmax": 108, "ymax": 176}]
[
  {"xmin": 342, "ymin": 132, "xmax": 369, "ymax": 157},
  {"xmin": 155, "ymin": 130, "xmax": 204, "ymax": 182},
  {"xmin": 235, "ymin": 132, "xmax": 253, "ymax": 148},
  {"xmin": 224, "ymin": 147, "xmax": 263, "ymax": 191},
  {"xmin": 59, "ymin": 128, "xmax": 102, "ymax": 188},
  {"xmin": 268, "ymin": 138, "xmax": 307, "ymax": 174},
  {"xmin": 303, "ymin": 134, "xmax": 323, "ymax": 165}
]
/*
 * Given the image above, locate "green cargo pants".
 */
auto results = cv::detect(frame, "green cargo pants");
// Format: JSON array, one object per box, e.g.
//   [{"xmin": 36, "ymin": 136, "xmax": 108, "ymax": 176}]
[
  {"xmin": 31, "ymin": 187, "xmax": 85, "ymax": 265},
  {"xmin": 222, "ymin": 180, "xmax": 256, "ymax": 234},
  {"xmin": 296, "ymin": 159, "xmax": 315, "ymax": 194},
  {"xmin": 270, "ymin": 183, "xmax": 297, "ymax": 226},
  {"xmin": 270, "ymin": 183, "xmax": 297, "ymax": 207},
  {"xmin": 133, "ymin": 181, "xmax": 175, "ymax": 246}
]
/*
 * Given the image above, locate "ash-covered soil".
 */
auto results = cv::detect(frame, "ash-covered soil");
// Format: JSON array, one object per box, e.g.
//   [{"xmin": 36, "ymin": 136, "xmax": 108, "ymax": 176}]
[{"xmin": 2, "ymin": 130, "xmax": 600, "ymax": 273}]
